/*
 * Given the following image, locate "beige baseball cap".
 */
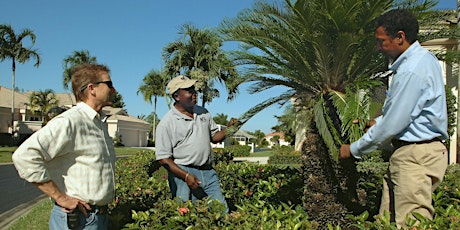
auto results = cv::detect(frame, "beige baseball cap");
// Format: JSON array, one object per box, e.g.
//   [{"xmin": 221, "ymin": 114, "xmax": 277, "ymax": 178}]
[{"xmin": 167, "ymin": 75, "xmax": 197, "ymax": 95}]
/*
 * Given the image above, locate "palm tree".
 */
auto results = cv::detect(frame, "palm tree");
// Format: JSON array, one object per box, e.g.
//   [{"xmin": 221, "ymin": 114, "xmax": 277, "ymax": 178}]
[
  {"xmin": 220, "ymin": 0, "xmax": 439, "ymax": 226},
  {"xmin": 220, "ymin": 0, "xmax": 392, "ymax": 160},
  {"xmin": 249, "ymin": 129, "xmax": 266, "ymax": 147},
  {"xmin": 137, "ymin": 69, "xmax": 169, "ymax": 143},
  {"xmin": 163, "ymin": 23, "xmax": 240, "ymax": 107},
  {"xmin": 0, "ymin": 24, "xmax": 41, "ymax": 131},
  {"xmin": 62, "ymin": 50, "xmax": 97, "ymax": 89},
  {"xmin": 28, "ymin": 89, "xmax": 58, "ymax": 125},
  {"xmin": 213, "ymin": 113, "xmax": 229, "ymax": 125},
  {"xmin": 220, "ymin": 0, "xmax": 393, "ymax": 226}
]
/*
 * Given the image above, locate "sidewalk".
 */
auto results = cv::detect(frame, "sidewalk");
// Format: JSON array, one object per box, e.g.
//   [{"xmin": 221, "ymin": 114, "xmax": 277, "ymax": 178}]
[
  {"xmin": 233, "ymin": 156, "xmax": 269, "ymax": 164},
  {"xmin": 0, "ymin": 195, "xmax": 47, "ymax": 230}
]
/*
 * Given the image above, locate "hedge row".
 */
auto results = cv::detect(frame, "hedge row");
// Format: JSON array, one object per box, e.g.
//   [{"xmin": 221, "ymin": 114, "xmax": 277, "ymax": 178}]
[{"xmin": 108, "ymin": 150, "xmax": 460, "ymax": 229}]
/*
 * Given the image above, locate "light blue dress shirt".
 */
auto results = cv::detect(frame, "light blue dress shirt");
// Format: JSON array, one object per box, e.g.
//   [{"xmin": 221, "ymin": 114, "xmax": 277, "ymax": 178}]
[{"xmin": 350, "ymin": 41, "xmax": 448, "ymax": 159}]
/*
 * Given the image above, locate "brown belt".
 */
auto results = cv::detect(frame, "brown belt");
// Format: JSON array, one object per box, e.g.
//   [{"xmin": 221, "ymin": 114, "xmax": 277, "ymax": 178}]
[{"xmin": 391, "ymin": 138, "xmax": 442, "ymax": 150}]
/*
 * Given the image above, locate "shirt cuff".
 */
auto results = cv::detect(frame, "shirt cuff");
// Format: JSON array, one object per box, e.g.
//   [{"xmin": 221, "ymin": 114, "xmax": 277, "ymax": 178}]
[{"xmin": 350, "ymin": 142, "xmax": 363, "ymax": 159}]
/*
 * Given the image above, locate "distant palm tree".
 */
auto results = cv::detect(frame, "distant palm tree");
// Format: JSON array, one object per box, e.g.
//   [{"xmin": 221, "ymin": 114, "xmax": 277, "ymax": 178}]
[
  {"xmin": 137, "ymin": 69, "xmax": 169, "ymax": 142},
  {"xmin": 62, "ymin": 50, "xmax": 97, "ymax": 89},
  {"xmin": 249, "ymin": 129, "xmax": 266, "ymax": 147},
  {"xmin": 163, "ymin": 23, "xmax": 240, "ymax": 107},
  {"xmin": 213, "ymin": 113, "xmax": 229, "ymax": 125},
  {"xmin": 28, "ymin": 89, "xmax": 58, "ymax": 125},
  {"xmin": 0, "ymin": 24, "xmax": 41, "ymax": 130}
]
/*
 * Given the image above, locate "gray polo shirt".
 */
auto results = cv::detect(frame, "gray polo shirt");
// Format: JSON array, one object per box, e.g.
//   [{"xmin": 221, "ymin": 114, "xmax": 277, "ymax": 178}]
[{"xmin": 155, "ymin": 105, "xmax": 219, "ymax": 166}]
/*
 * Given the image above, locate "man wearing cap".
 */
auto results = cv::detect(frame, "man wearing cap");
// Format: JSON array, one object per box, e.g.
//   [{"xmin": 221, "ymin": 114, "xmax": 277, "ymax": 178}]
[{"xmin": 155, "ymin": 75, "xmax": 238, "ymax": 212}]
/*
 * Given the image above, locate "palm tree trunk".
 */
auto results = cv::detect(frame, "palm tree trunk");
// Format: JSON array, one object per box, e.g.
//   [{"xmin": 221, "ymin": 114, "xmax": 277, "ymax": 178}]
[
  {"xmin": 153, "ymin": 96, "xmax": 157, "ymax": 145},
  {"xmin": 456, "ymin": 0, "xmax": 460, "ymax": 164},
  {"xmin": 10, "ymin": 60, "xmax": 16, "ymax": 134}
]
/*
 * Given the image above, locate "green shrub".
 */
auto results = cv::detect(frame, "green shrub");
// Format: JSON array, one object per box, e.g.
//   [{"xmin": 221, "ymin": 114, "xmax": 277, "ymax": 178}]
[
  {"xmin": 216, "ymin": 162, "xmax": 303, "ymax": 211},
  {"xmin": 271, "ymin": 145, "xmax": 300, "ymax": 156},
  {"xmin": 126, "ymin": 198, "xmax": 316, "ymax": 230},
  {"xmin": 111, "ymin": 151, "xmax": 306, "ymax": 229},
  {"xmin": 109, "ymin": 149, "xmax": 460, "ymax": 229},
  {"xmin": 109, "ymin": 150, "xmax": 170, "ymax": 229},
  {"xmin": 212, "ymin": 148, "xmax": 234, "ymax": 164},
  {"xmin": 268, "ymin": 155, "xmax": 302, "ymax": 165},
  {"xmin": 223, "ymin": 145, "xmax": 251, "ymax": 157},
  {"xmin": 355, "ymin": 151, "xmax": 388, "ymax": 217}
]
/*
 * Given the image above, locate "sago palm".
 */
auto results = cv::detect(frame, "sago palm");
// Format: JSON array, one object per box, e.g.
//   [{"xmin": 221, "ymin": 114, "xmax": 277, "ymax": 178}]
[{"xmin": 220, "ymin": 0, "xmax": 391, "ymax": 159}]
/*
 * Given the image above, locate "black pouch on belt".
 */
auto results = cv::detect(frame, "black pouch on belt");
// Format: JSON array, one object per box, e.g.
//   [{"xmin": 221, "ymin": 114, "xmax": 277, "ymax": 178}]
[{"xmin": 67, "ymin": 211, "xmax": 80, "ymax": 229}]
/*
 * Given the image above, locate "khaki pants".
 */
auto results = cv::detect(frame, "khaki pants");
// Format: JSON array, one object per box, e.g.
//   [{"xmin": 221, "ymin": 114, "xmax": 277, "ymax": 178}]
[{"xmin": 378, "ymin": 141, "xmax": 448, "ymax": 228}]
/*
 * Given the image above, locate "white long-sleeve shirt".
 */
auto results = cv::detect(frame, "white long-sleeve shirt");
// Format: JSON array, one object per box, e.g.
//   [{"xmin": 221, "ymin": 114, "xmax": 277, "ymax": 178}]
[{"xmin": 12, "ymin": 102, "xmax": 116, "ymax": 206}]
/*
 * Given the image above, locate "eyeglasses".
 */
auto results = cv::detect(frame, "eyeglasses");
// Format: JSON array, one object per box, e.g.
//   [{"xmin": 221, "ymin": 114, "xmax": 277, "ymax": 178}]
[
  {"xmin": 79, "ymin": 80, "xmax": 114, "ymax": 93},
  {"xmin": 95, "ymin": 81, "xmax": 114, "ymax": 89}
]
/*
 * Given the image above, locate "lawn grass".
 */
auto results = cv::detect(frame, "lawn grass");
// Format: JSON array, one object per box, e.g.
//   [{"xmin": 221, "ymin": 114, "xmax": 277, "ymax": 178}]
[
  {"xmin": 0, "ymin": 146, "xmax": 149, "ymax": 164},
  {"xmin": 249, "ymin": 150, "xmax": 275, "ymax": 157},
  {"xmin": 0, "ymin": 146, "xmax": 16, "ymax": 163},
  {"xmin": 7, "ymin": 198, "xmax": 52, "ymax": 230}
]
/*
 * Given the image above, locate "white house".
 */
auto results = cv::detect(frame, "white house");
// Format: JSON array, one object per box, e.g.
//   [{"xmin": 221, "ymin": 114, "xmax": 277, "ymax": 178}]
[
  {"xmin": 210, "ymin": 125, "xmax": 256, "ymax": 152},
  {"xmin": 264, "ymin": 132, "xmax": 290, "ymax": 149},
  {"xmin": 0, "ymin": 86, "xmax": 150, "ymax": 147}
]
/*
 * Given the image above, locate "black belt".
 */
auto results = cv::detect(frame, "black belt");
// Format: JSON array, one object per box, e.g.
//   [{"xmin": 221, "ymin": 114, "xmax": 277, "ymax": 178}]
[
  {"xmin": 185, "ymin": 164, "xmax": 213, "ymax": 170},
  {"xmin": 55, "ymin": 202, "xmax": 108, "ymax": 215},
  {"xmin": 88, "ymin": 204, "xmax": 109, "ymax": 215},
  {"xmin": 392, "ymin": 138, "xmax": 442, "ymax": 150}
]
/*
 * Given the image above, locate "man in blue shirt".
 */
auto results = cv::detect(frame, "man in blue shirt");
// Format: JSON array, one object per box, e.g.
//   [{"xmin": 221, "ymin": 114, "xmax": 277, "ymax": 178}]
[{"xmin": 339, "ymin": 9, "xmax": 448, "ymax": 228}]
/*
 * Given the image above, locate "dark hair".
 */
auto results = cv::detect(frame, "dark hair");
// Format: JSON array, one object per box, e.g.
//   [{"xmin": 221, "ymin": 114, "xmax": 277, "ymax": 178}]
[
  {"xmin": 376, "ymin": 9, "xmax": 419, "ymax": 43},
  {"xmin": 71, "ymin": 64, "xmax": 110, "ymax": 102}
]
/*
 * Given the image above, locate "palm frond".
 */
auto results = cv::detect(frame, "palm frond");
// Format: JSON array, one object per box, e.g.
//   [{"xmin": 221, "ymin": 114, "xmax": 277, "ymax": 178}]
[{"xmin": 313, "ymin": 95, "xmax": 340, "ymax": 161}]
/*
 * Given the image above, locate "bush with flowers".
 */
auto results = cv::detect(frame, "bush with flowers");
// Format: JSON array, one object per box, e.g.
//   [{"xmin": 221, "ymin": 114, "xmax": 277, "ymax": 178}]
[{"xmin": 109, "ymin": 150, "xmax": 460, "ymax": 229}]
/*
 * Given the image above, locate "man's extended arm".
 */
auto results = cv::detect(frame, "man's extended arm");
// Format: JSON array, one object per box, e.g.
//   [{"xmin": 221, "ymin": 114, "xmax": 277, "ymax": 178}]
[{"xmin": 211, "ymin": 118, "xmax": 241, "ymax": 143}]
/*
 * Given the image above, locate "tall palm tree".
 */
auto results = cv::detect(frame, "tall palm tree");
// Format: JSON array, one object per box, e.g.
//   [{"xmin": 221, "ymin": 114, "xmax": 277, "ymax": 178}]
[
  {"xmin": 62, "ymin": 50, "xmax": 97, "ymax": 89},
  {"xmin": 0, "ymin": 24, "xmax": 41, "ymax": 131},
  {"xmin": 137, "ymin": 69, "xmax": 169, "ymax": 142},
  {"xmin": 163, "ymin": 23, "xmax": 240, "ymax": 107},
  {"xmin": 28, "ymin": 89, "xmax": 58, "ymax": 125}
]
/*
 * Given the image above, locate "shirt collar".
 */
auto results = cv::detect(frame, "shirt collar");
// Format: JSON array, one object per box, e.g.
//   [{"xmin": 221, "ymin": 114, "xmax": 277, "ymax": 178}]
[
  {"xmin": 171, "ymin": 104, "xmax": 195, "ymax": 120},
  {"xmin": 389, "ymin": 41, "xmax": 420, "ymax": 72},
  {"xmin": 76, "ymin": 102, "xmax": 107, "ymax": 121}
]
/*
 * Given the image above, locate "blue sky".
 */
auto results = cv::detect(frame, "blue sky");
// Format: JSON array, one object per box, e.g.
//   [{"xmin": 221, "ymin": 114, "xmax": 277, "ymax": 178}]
[{"xmin": 0, "ymin": 0, "xmax": 456, "ymax": 134}]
